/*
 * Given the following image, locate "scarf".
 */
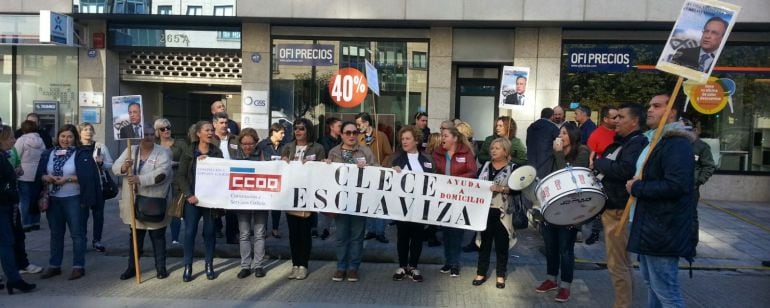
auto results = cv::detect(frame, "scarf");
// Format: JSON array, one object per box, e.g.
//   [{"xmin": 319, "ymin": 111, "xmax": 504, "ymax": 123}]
[{"xmin": 50, "ymin": 146, "xmax": 76, "ymax": 194}]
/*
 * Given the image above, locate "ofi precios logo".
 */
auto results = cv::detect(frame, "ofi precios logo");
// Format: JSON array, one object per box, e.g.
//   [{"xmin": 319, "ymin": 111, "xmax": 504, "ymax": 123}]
[{"xmin": 229, "ymin": 167, "xmax": 281, "ymax": 192}]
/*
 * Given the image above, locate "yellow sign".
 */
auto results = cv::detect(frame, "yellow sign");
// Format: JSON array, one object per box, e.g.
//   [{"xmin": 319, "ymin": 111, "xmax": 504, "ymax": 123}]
[{"xmin": 683, "ymin": 77, "xmax": 734, "ymax": 115}]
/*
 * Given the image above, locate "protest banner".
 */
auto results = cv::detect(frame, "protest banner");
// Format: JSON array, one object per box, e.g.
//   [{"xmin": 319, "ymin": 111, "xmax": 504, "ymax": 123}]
[{"xmin": 195, "ymin": 158, "xmax": 493, "ymax": 231}]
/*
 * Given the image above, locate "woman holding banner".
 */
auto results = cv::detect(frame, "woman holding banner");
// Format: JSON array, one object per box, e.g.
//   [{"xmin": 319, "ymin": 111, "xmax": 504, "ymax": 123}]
[
  {"xmin": 233, "ymin": 128, "xmax": 268, "ymax": 279},
  {"xmin": 113, "ymin": 126, "xmax": 172, "ymax": 280},
  {"xmin": 282, "ymin": 118, "xmax": 326, "ymax": 280},
  {"xmin": 78, "ymin": 122, "xmax": 114, "ymax": 253},
  {"xmin": 388, "ymin": 125, "xmax": 433, "ymax": 283},
  {"xmin": 327, "ymin": 121, "xmax": 377, "ymax": 282},
  {"xmin": 473, "ymin": 138, "xmax": 518, "ymax": 289},
  {"xmin": 534, "ymin": 122, "xmax": 589, "ymax": 303},
  {"xmin": 432, "ymin": 127, "xmax": 477, "ymax": 278},
  {"xmin": 175, "ymin": 121, "xmax": 223, "ymax": 282},
  {"xmin": 37, "ymin": 125, "xmax": 102, "ymax": 280}
]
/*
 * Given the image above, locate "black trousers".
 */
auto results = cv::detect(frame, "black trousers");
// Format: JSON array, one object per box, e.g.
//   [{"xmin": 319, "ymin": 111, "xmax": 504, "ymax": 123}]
[
  {"xmin": 12, "ymin": 205, "xmax": 30, "ymax": 269},
  {"xmin": 127, "ymin": 227, "xmax": 167, "ymax": 271},
  {"xmin": 286, "ymin": 215, "xmax": 312, "ymax": 267},
  {"xmin": 477, "ymin": 208, "xmax": 509, "ymax": 277},
  {"xmin": 396, "ymin": 221, "xmax": 424, "ymax": 268},
  {"xmin": 542, "ymin": 223, "xmax": 577, "ymax": 283}
]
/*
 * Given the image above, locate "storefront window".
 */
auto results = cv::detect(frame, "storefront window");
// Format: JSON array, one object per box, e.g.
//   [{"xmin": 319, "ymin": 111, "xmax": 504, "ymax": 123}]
[
  {"xmin": 0, "ymin": 46, "xmax": 11, "ymax": 125},
  {"xmin": 15, "ymin": 46, "xmax": 79, "ymax": 126},
  {"xmin": 270, "ymin": 39, "xmax": 429, "ymax": 147},
  {"xmin": 561, "ymin": 41, "xmax": 770, "ymax": 173}
]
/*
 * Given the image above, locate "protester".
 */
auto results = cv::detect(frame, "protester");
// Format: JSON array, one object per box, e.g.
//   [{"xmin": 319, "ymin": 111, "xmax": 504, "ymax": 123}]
[
  {"xmin": 527, "ymin": 108, "xmax": 560, "ymax": 179},
  {"xmin": 233, "ymin": 128, "xmax": 268, "ymax": 279},
  {"xmin": 327, "ymin": 121, "xmax": 377, "ymax": 282},
  {"xmin": 356, "ymin": 112, "xmax": 393, "ymax": 244},
  {"xmin": 425, "ymin": 132, "xmax": 442, "ymax": 156},
  {"xmin": 0, "ymin": 125, "xmax": 36, "ymax": 293},
  {"xmin": 210, "ymin": 100, "xmax": 240, "ymax": 135},
  {"xmin": 474, "ymin": 138, "xmax": 517, "ymax": 289},
  {"xmin": 37, "ymin": 124, "xmax": 102, "ymax": 280},
  {"xmin": 433, "ymin": 127, "xmax": 477, "ymax": 277},
  {"xmin": 78, "ymin": 122, "xmax": 114, "ymax": 253},
  {"xmin": 535, "ymin": 122, "xmax": 589, "ymax": 302},
  {"xmin": 593, "ymin": 103, "xmax": 648, "ymax": 308},
  {"xmin": 282, "ymin": 118, "xmax": 326, "ymax": 280},
  {"xmin": 413, "ymin": 112, "xmax": 430, "ymax": 152},
  {"xmin": 155, "ymin": 118, "xmax": 187, "ymax": 246},
  {"xmin": 575, "ymin": 105, "xmax": 596, "ymax": 145},
  {"xmin": 211, "ymin": 112, "xmax": 239, "ymax": 244},
  {"xmin": 680, "ymin": 118, "xmax": 716, "ymax": 205},
  {"xmin": 175, "ymin": 121, "xmax": 223, "ymax": 282},
  {"xmin": 15, "ymin": 113, "xmax": 52, "ymax": 149},
  {"xmin": 584, "ymin": 106, "xmax": 618, "ymax": 245},
  {"xmin": 257, "ymin": 123, "xmax": 286, "ymax": 239},
  {"xmin": 626, "ymin": 95, "xmax": 696, "ymax": 308},
  {"xmin": 422, "ymin": 131, "xmax": 443, "ymax": 247},
  {"xmin": 551, "ymin": 106, "xmax": 565, "ymax": 127},
  {"xmin": 14, "ymin": 120, "xmax": 45, "ymax": 232},
  {"xmin": 388, "ymin": 125, "xmax": 433, "ymax": 283},
  {"xmin": 315, "ymin": 116, "xmax": 342, "ymax": 239},
  {"xmin": 113, "ymin": 126, "xmax": 172, "ymax": 280},
  {"xmin": 455, "ymin": 121, "xmax": 476, "ymax": 155},
  {"xmin": 478, "ymin": 116, "xmax": 527, "ymax": 169}
]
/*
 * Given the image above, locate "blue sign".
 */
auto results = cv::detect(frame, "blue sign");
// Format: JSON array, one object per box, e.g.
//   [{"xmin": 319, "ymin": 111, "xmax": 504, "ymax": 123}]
[
  {"xmin": 87, "ymin": 49, "xmax": 97, "ymax": 58},
  {"xmin": 251, "ymin": 52, "xmax": 261, "ymax": 63},
  {"xmin": 365, "ymin": 60, "xmax": 380, "ymax": 96},
  {"xmin": 567, "ymin": 48, "xmax": 634, "ymax": 72},
  {"xmin": 276, "ymin": 44, "xmax": 335, "ymax": 66}
]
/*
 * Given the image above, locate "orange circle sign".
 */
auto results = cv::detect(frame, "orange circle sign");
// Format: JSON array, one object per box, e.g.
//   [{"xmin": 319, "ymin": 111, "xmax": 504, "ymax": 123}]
[
  {"xmin": 690, "ymin": 81, "xmax": 728, "ymax": 115},
  {"xmin": 328, "ymin": 68, "xmax": 368, "ymax": 108}
]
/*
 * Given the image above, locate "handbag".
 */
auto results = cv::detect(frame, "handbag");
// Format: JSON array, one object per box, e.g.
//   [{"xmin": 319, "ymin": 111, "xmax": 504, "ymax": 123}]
[
  {"xmin": 135, "ymin": 195, "xmax": 167, "ymax": 223},
  {"xmin": 38, "ymin": 187, "xmax": 49, "ymax": 212},
  {"xmin": 511, "ymin": 195, "xmax": 529, "ymax": 230},
  {"xmin": 169, "ymin": 193, "xmax": 185, "ymax": 218},
  {"xmin": 100, "ymin": 167, "xmax": 119, "ymax": 200}
]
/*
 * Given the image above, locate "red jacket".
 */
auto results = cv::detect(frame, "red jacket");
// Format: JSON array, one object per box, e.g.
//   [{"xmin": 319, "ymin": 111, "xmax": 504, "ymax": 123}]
[{"xmin": 432, "ymin": 142, "xmax": 477, "ymax": 178}]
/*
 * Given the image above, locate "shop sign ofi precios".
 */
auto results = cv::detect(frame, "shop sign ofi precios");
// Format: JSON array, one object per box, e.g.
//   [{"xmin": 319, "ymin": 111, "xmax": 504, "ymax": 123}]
[{"xmin": 567, "ymin": 48, "xmax": 635, "ymax": 72}]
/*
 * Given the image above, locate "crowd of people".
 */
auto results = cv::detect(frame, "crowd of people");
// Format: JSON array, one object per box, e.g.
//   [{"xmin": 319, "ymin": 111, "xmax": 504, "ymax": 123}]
[{"xmin": 0, "ymin": 96, "xmax": 712, "ymax": 307}]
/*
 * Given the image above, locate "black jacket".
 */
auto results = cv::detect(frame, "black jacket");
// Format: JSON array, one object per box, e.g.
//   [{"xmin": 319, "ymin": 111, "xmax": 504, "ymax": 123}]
[
  {"xmin": 594, "ymin": 130, "xmax": 648, "ymax": 210},
  {"xmin": 0, "ymin": 156, "xmax": 19, "ymax": 206},
  {"xmin": 628, "ymin": 129, "xmax": 696, "ymax": 258},
  {"xmin": 388, "ymin": 150, "xmax": 434, "ymax": 173},
  {"xmin": 318, "ymin": 134, "xmax": 341, "ymax": 155},
  {"xmin": 526, "ymin": 118, "xmax": 559, "ymax": 179},
  {"xmin": 256, "ymin": 139, "xmax": 283, "ymax": 161}
]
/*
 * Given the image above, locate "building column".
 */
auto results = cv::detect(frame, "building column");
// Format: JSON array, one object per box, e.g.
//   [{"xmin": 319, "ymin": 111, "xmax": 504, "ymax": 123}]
[
  {"xmin": 241, "ymin": 23, "xmax": 272, "ymax": 138},
  {"xmin": 427, "ymin": 27, "xmax": 453, "ymax": 131}
]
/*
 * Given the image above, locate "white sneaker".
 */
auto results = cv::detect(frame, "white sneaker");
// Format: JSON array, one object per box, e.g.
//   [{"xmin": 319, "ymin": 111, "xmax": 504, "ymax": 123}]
[
  {"xmin": 287, "ymin": 266, "xmax": 299, "ymax": 279},
  {"xmin": 19, "ymin": 263, "xmax": 43, "ymax": 274},
  {"xmin": 171, "ymin": 240, "xmax": 180, "ymax": 245},
  {"xmin": 295, "ymin": 266, "xmax": 308, "ymax": 280}
]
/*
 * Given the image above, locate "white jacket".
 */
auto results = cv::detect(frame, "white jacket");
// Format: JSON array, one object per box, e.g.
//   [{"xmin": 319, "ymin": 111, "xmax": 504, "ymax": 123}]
[
  {"xmin": 14, "ymin": 133, "xmax": 45, "ymax": 182},
  {"xmin": 112, "ymin": 144, "xmax": 172, "ymax": 230}
]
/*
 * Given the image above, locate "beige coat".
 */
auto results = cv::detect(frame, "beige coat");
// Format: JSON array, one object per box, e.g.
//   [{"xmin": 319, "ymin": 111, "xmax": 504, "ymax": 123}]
[{"xmin": 112, "ymin": 144, "xmax": 173, "ymax": 230}]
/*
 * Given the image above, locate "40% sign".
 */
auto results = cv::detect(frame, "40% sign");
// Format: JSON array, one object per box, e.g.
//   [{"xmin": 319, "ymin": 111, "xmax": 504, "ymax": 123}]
[{"xmin": 328, "ymin": 68, "xmax": 368, "ymax": 108}]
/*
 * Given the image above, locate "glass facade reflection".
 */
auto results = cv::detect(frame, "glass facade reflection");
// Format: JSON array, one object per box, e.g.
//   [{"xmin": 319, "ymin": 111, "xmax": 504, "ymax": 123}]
[{"xmin": 73, "ymin": 0, "xmax": 235, "ymax": 15}]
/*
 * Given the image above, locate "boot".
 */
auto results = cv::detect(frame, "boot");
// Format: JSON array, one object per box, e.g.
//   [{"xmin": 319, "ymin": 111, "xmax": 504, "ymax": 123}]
[
  {"xmin": 120, "ymin": 267, "xmax": 136, "ymax": 280},
  {"xmin": 6, "ymin": 280, "xmax": 36, "ymax": 295},
  {"xmin": 182, "ymin": 264, "xmax": 193, "ymax": 282},
  {"xmin": 205, "ymin": 262, "xmax": 216, "ymax": 280},
  {"xmin": 156, "ymin": 267, "xmax": 169, "ymax": 279}
]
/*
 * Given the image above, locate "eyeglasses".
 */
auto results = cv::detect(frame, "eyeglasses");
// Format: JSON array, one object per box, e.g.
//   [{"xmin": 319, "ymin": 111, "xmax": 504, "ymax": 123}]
[
  {"xmin": 343, "ymin": 130, "xmax": 360, "ymax": 136},
  {"xmin": 159, "ymin": 127, "xmax": 172, "ymax": 132},
  {"xmin": 294, "ymin": 126, "xmax": 306, "ymax": 131}
]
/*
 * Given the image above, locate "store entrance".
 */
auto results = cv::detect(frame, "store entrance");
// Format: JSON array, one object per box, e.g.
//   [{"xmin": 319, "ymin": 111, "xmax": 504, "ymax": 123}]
[
  {"xmin": 454, "ymin": 66, "xmax": 501, "ymax": 144},
  {"xmin": 161, "ymin": 84, "xmax": 241, "ymax": 138}
]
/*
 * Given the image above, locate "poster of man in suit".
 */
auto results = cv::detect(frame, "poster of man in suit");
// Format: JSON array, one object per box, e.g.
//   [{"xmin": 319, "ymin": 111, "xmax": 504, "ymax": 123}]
[
  {"xmin": 656, "ymin": 0, "xmax": 740, "ymax": 84},
  {"xmin": 112, "ymin": 95, "xmax": 144, "ymax": 140},
  {"xmin": 499, "ymin": 66, "xmax": 529, "ymax": 109}
]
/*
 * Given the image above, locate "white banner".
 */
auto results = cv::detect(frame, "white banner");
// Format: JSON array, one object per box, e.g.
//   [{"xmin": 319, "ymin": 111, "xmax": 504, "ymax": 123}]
[{"xmin": 195, "ymin": 158, "xmax": 493, "ymax": 231}]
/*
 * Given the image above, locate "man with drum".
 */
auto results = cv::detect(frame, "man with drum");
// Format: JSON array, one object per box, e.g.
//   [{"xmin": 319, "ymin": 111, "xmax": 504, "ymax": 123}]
[
  {"xmin": 593, "ymin": 102, "xmax": 648, "ymax": 308},
  {"xmin": 626, "ymin": 95, "xmax": 696, "ymax": 307}
]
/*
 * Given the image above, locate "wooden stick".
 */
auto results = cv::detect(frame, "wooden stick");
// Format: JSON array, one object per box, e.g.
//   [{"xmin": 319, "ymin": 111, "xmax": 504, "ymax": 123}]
[
  {"xmin": 615, "ymin": 76, "xmax": 684, "ymax": 236},
  {"xmin": 127, "ymin": 139, "xmax": 142, "ymax": 284},
  {"xmin": 370, "ymin": 92, "xmax": 381, "ymax": 164}
]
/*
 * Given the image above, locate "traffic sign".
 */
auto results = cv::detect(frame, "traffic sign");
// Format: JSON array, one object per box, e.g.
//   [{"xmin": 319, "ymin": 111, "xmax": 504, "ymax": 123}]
[{"xmin": 328, "ymin": 68, "xmax": 368, "ymax": 108}]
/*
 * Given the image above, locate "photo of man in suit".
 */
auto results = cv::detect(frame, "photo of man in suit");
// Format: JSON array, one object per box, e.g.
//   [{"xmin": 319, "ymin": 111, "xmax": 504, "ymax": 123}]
[
  {"xmin": 669, "ymin": 17, "xmax": 728, "ymax": 73},
  {"xmin": 504, "ymin": 76, "xmax": 527, "ymax": 106},
  {"xmin": 118, "ymin": 102, "xmax": 143, "ymax": 139}
]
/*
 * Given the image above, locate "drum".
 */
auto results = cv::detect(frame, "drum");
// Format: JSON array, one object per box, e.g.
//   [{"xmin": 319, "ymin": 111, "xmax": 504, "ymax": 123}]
[{"xmin": 535, "ymin": 166, "xmax": 606, "ymax": 226}]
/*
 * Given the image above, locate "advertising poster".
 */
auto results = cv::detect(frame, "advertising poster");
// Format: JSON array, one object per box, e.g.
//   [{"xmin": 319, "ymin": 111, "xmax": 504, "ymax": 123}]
[
  {"xmin": 112, "ymin": 95, "xmax": 144, "ymax": 140},
  {"xmin": 656, "ymin": 0, "xmax": 741, "ymax": 83},
  {"xmin": 499, "ymin": 66, "xmax": 530, "ymax": 109}
]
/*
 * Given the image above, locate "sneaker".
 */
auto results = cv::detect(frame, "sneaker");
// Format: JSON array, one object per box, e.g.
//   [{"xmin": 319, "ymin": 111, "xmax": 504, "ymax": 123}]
[
  {"xmin": 332, "ymin": 270, "xmax": 345, "ymax": 282},
  {"xmin": 287, "ymin": 266, "xmax": 299, "ymax": 279},
  {"xmin": 295, "ymin": 266, "xmax": 308, "ymax": 280},
  {"xmin": 535, "ymin": 279, "xmax": 558, "ymax": 293},
  {"xmin": 92, "ymin": 241, "xmax": 106, "ymax": 253},
  {"xmin": 171, "ymin": 240, "xmax": 181, "ymax": 246},
  {"xmin": 375, "ymin": 235, "xmax": 389, "ymax": 244},
  {"xmin": 449, "ymin": 267, "xmax": 460, "ymax": 277},
  {"xmin": 392, "ymin": 268, "xmax": 406, "ymax": 281},
  {"xmin": 585, "ymin": 231, "xmax": 600, "ymax": 245},
  {"xmin": 346, "ymin": 269, "xmax": 359, "ymax": 282},
  {"xmin": 237, "ymin": 269, "xmax": 251, "ymax": 279},
  {"xmin": 555, "ymin": 288, "xmax": 570, "ymax": 302},
  {"xmin": 439, "ymin": 265, "xmax": 451, "ymax": 273},
  {"xmin": 19, "ymin": 264, "xmax": 43, "ymax": 274},
  {"xmin": 254, "ymin": 267, "xmax": 266, "ymax": 278},
  {"xmin": 408, "ymin": 268, "xmax": 424, "ymax": 282},
  {"xmin": 364, "ymin": 232, "xmax": 377, "ymax": 240},
  {"xmin": 320, "ymin": 229, "xmax": 330, "ymax": 240}
]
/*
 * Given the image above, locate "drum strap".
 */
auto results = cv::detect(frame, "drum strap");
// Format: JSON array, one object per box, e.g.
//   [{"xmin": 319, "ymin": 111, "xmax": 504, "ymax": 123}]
[{"xmin": 566, "ymin": 164, "xmax": 582, "ymax": 193}]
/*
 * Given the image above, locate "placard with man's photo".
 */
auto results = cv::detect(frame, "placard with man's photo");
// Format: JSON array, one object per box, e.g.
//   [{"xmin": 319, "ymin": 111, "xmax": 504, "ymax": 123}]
[
  {"xmin": 499, "ymin": 66, "xmax": 530, "ymax": 109},
  {"xmin": 112, "ymin": 95, "xmax": 145, "ymax": 140}
]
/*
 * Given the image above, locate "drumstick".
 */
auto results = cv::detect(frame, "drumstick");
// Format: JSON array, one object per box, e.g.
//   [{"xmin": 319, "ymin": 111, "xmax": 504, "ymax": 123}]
[{"xmin": 615, "ymin": 77, "xmax": 683, "ymax": 236}]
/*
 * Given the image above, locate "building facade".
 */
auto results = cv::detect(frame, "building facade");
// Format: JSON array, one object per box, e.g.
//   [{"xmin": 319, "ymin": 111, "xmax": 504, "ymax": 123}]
[{"xmin": 1, "ymin": 0, "xmax": 769, "ymax": 200}]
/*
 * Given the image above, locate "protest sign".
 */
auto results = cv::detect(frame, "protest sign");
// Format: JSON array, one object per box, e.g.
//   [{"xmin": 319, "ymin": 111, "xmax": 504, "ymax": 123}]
[{"xmin": 195, "ymin": 158, "xmax": 493, "ymax": 231}]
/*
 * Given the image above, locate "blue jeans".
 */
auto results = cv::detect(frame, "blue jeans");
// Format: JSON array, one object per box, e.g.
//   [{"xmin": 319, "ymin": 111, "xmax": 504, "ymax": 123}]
[
  {"xmin": 47, "ymin": 196, "xmax": 86, "ymax": 268},
  {"xmin": 543, "ymin": 223, "xmax": 578, "ymax": 283},
  {"xmin": 366, "ymin": 218, "xmax": 387, "ymax": 236},
  {"xmin": 639, "ymin": 254, "xmax": 684, "ymax": 308},
  {"xmin": 82, "ymin": 199, "xmax": 104, "ymax": 242},
  {"xmin": 443, "ymin": 227, "xmax": 463, "ymax": 267},
  {"xmin": 18, "ymin": 181, "xmax": 41, "ymax": 228},
  {"xmin": 334, "ymin": 214, "xmax": 366, "ymax": 271},
  {"xmin": 0, "ymin": 205, "xmax": 22, "ymax": 283},
  {"xmin": 183, "ymin": 203, "xmax": 216, "ymax": 265},
  {"xmin": 170, "ymin": 217, "xmax": 182, "ymax": 242}
]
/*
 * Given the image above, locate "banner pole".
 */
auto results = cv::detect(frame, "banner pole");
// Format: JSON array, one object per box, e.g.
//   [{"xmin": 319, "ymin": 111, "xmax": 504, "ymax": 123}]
[
  {"xmin": 370, "ymin": 92, "xmax": 381, "ymax": 164},
  {"xmin": 127, "ymin": 139, "xmax": 142, "ymax": 284},
  {"xmin": 615, "ymin": 76, "xmax": 684, "ymax": 236}
]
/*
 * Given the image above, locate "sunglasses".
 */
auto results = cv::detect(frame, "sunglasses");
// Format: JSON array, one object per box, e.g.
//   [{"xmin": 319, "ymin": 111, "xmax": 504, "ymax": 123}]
[
  {"xmin": 343, "ymin": 130, "xmax": 360, "ymax": 136},
  {"xmin": 159, "ymin": 127, "xmax": 172, "ymax": 132},
  {"xmin": 294, "ymin": 126, "xmax": 306, "ymax": 131}
]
